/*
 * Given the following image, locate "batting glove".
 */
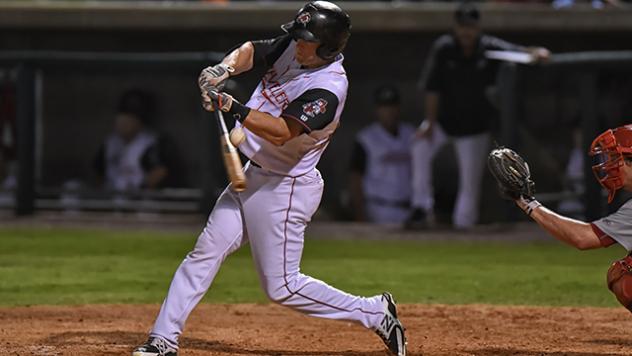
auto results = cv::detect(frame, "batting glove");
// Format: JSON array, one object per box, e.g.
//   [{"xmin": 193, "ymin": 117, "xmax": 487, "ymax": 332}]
[
  {"xmin": 198, "ymin": 63, "xmax": 235, "ymax": 92},
  {"xmin": 202, "ymin": 90, "xmax": 251, "ymax": 123}
]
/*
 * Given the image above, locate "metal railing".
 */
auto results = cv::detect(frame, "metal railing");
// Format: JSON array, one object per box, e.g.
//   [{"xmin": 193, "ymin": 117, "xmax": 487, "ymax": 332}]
[{"xmin": 1, "ymin": 50, "xmax": 224, "ymax": 215}]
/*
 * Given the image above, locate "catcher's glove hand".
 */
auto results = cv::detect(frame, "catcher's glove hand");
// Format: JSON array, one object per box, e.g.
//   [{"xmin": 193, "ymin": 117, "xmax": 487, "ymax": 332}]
[
  {"xmin": 487, "ymin": 147, "xmax": 536, "ymax": 201},
  {"xmin": 198, "ymin": 63, "xmax": 234, "ymax": 92}
]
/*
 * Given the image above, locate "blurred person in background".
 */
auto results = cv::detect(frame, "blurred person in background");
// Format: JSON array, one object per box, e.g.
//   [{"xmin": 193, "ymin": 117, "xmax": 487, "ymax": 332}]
[
  {"xmin": 407, "ymin": 1, "xmax": 550, "ymax": 230},
  {"xmin": 552, "ymin": 0, "xmax": 629, "ymax": 9},
  {"xmin": 349, "ymin": 85, "xmax": 415, "ymax": 224},
  {"xmin": 559, "ymin": 74, "xmax": 632, "ymax": 216},
  {"xmin": 0, "ymin": 69, "xmax": 17, "ymax": 193},
  {"xmin": 94, "ymin": 89, "xmax": 171, "ymax": 191},
  {"xmin": 0, "ymin": 70, "xmax": 17, "ymax": 188}
]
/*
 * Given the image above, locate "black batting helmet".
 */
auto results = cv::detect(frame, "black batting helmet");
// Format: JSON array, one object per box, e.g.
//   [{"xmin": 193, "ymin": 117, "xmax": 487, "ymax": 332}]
[{"xmin": 281, "ymin": 1, "xmax": 351, "ymax": 61}]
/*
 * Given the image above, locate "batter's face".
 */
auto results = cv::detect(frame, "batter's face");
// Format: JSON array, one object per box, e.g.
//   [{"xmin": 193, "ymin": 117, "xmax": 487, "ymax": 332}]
[{"xmin": 295, "ymin": 39, "xmax": 329, "ymax": 68}]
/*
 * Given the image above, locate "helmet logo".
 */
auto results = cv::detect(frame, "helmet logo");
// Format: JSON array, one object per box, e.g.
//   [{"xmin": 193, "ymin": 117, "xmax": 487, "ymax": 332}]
[{"xmin": 297, "ymin": 12, "xmax": 311, "ymax": 25}]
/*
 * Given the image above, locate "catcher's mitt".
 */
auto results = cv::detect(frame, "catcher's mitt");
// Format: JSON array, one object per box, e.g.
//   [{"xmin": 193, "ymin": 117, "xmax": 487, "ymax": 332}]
[{"xmin": 487, "ymin": 147, "xmax": 535, "ymax": 200}]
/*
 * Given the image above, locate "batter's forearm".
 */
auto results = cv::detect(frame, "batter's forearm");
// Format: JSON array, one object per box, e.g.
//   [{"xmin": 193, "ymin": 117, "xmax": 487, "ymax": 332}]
[
  {"xmin": 242, "ymin": 110, "xmax": 294, "ymax": 146},
  {"xmin": 524, "ymin": 204, "xmax": 601, "ymax": 250},
  {"xmin": 222, "ymin": 42, "xmax": 255, "ymax": 76}
]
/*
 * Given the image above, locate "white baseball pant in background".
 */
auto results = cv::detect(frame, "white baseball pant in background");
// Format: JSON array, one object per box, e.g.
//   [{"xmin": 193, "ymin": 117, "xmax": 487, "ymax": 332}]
[{"xmin": 411, "ymin": 124, "xmax": 491, "ymax": 229}]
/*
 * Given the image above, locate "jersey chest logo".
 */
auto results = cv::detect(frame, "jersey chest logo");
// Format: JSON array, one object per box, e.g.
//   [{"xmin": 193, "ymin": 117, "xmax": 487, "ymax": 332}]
[
  {"xmin": 261, "ymin": 68, "xmax": 291, "ymax": 109},
  {"xmin": 302, "ymin": 98, "xmax": 328, "ymax": 119}
]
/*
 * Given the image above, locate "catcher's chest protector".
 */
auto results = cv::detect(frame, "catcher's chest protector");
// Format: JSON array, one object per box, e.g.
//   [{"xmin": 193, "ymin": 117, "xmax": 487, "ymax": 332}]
[{"xmin": 607, "ymin": 254, "xmax": 632, "ymax": 312}]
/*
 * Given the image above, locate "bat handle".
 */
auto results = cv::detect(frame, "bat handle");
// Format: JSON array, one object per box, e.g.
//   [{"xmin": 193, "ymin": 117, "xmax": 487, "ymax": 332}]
[{"xmin": 216, "ymin": 111, "xmax": 247, "ymax": 192}]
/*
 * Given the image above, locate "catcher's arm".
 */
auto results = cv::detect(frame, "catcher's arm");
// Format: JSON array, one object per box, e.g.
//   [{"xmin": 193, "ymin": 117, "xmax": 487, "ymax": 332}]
[
  {"xmin": 524, "ymin": 205, "xmax": 601, "ymax": 250},
  {"xmin": 488, "ymin": 147, "xmax": 601, "ymax": 250}
]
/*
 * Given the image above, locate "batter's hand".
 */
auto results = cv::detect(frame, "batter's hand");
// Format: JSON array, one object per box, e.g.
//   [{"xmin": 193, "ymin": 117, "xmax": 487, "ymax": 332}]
[
  {"xmin": 198, "ymin": 63, "xmax": 235, "ymax": 92},
  {"xmin": 201, "ymin": 90, "xmax": 234, "ymax": 112}
]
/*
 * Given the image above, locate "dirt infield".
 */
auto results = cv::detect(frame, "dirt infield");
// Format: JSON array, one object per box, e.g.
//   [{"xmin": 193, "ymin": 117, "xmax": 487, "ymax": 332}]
[{"xmin": 1, "ymin": 304, "xmax": 631, "ymax": 356}]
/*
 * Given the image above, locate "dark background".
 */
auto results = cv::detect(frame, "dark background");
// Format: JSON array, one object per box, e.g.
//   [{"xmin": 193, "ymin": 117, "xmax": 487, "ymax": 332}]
[{"xmin": 1, "ymin": 2, "xmax": 631, "ymax": 221}]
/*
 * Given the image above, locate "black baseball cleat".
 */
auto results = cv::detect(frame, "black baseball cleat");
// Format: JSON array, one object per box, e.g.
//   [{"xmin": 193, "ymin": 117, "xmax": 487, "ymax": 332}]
[
  {"xmin": 375, "ymin": 292, "xmax": 407, "ymax": 356},
  {"xmin": 403, "ymin": 208, "xmax": 428, "ymax": 230},
  {"xmin": 132, "ymin": 337, "xmax": 178, "ymax": 356}
]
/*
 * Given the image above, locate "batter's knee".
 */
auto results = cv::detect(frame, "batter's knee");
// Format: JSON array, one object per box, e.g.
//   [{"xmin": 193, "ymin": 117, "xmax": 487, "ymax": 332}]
[{"xmin": 261, "ymin": 278, "xmax": 293, "ymax": 304}]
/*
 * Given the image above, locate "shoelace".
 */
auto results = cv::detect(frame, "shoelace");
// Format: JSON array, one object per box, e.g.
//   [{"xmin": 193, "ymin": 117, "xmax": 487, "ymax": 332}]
[{"xmin": 151, "ymin": 338, "xmax": 171, "ymax": 354}]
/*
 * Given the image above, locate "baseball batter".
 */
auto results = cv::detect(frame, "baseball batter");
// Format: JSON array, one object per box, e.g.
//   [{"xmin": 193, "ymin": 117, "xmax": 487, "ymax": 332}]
[
  {"xmin": 489, "ymin": 124, "xmax": 632, "ymax": 311},
  {"xmin": 132, "ymin": 2, "xmax": 406, "ymax": 356}
]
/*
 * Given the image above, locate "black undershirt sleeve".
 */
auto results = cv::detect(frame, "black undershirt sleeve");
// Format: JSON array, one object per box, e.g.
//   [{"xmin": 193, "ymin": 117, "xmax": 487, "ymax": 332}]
[
  {"xmin": 251, "ymin": 35, "xmax": 293, "ymax": 71},
  {"xmin": 349, "ymin": 140, "xmax": 367, "ymax": 174},
  {"xmin": 141, "ymin": 141, "xmax": 166, "ymax": 172},
  {"xmin": 281, "ymin": 88, "xmax": 339, "ymax": 133}
]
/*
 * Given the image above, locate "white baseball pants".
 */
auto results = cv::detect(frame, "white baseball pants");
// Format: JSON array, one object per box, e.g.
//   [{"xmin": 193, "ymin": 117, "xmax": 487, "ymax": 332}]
[{"xmin": 150, "ymin": 164, "xmax": 385, "ymax": 349}]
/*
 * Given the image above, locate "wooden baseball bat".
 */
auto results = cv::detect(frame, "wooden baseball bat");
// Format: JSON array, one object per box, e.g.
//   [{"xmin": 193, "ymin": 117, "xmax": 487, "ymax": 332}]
[{"xmin": 216, "ymin": 110, "xmax": 247, "ymax": 192}]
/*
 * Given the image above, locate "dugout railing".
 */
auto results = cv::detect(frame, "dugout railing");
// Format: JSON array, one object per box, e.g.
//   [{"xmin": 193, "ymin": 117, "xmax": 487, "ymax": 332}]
[{"xmin": 2, "ymin": 50, "xmax": 632, "ymax": 219}]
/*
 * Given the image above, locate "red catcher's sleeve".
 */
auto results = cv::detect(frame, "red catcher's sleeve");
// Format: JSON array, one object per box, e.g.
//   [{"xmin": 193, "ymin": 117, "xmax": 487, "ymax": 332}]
[{"xmin": 591, "ymin": 223, "xmax": 617, "ymax": 247}]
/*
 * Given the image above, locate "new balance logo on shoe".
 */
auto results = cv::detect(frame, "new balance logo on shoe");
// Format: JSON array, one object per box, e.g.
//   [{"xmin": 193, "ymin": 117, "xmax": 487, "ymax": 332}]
[
  {"xmin": 381, "ymin": 314, "xmax": 395, "ymax": 333},
  {"xmin": 375, "ymin": 292, "xmax": 407, "ymax": 356}
]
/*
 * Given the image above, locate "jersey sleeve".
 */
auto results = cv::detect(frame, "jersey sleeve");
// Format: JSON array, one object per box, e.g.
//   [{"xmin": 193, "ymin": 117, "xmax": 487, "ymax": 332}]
[
  {"xmin": 281, "ymin": 88, "xmax": 339, "ymax": 133},
  {"xmin": 251, "ymin": 34, "xmax": 292, "ymax": 71},
  {"xmin": 590, "ymin": 223, "xmax": 617, "ymax": 247},
  {"xmin": 592, "ymin": 199, "xmax": 632, "ymax": 251}
]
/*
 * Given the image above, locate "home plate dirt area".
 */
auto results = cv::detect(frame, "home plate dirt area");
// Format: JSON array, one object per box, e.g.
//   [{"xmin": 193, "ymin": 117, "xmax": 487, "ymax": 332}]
[{"xmin": 2, "ymin": 304, "xmax": 632, "ymax": 355}]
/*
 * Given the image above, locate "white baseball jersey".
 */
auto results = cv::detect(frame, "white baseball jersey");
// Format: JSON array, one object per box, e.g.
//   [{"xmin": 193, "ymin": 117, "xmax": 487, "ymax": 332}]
[
  {"xmin": 103, "ymin": 130, "xmax": 157, "ymax": 190},
  {"xmin": 592, "ymin": 199, "xmax": 632, "ymax": 250},
  {"xmin": 236, "ymin": 35, "xmax": 348, "ymax": 177},
  {"xmin": 357, "ymin": 122, "xmax": 415, "ymax": 204}
]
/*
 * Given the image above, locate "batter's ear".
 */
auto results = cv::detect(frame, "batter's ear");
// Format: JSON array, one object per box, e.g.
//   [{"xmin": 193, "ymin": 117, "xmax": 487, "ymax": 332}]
[{"xmin": 607, "ymin": 255, "xmax": 632, "ymax": 312}]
